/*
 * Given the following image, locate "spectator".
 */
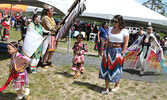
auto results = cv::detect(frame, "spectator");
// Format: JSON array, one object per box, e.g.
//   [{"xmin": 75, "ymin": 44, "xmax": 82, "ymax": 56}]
[
  {"xmin": 18, "ymin": 20, "xmax": 30, "ymax": 43},
  {"xmin": 94, "ymin": 22, "xmax": 108, "ymax": 57},
  {"xmin": 11, "ymin": 15, "xmax": 15, "ymax": 28},
  {"xmin": 85, "ymin": 23, "xmax": 91, "ymax": 41}
]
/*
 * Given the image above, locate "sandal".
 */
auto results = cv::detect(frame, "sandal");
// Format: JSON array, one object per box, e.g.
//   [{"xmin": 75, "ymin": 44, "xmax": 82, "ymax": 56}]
[
  {"xmin": 15, "ymin": 95, "xmax": 23, "ymax": 100},
  {"xmin": 111, "ymin": 86, "xmax": 119, "ymax": 92},
  {"xmin": 22, "ymin": 88, "xmax": 30, "ymax": 100},
  {"xmin": 46, "ymin": 61, "xmax": 55, "ymax": 67},
  {"xmin": 101, "ymin": 89, "xmax": 109, "ymax": 94},
  {"xmin": 42, "ymin": 63, "xmax": 49, "ymax": 69}
]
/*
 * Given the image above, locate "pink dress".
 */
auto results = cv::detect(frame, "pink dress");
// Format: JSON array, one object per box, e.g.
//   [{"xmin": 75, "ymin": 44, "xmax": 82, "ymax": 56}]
[
  {"xmin": 10, "ymin": 52, "xmax": 30, "ymax": 90},
  {"xmin": 71, "ymin": 42, "xmax": 88, "ymax": 72}
]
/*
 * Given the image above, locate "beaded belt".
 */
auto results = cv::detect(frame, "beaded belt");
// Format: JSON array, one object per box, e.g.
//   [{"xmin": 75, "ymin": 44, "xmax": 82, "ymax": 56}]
[{"xmin": 108, "ymin": 42, "xmax": 123, "ymax": 48}]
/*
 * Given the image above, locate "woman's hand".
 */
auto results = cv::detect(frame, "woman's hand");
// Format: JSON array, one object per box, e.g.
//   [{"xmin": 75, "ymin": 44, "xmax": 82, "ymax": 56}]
[
  {"xmin": 121, "ymin": 51, "xmax": 125, "ymax": 56},
  {"xmin": 98, "ymin": 39, "xmax": 100, "ymax": 43}
]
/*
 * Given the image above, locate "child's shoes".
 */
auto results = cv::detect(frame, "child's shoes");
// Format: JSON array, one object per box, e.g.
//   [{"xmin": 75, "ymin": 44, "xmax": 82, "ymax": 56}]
[
  {"xmin": 74, "ymin": 73, "xmax": 80, "ymax": 78},
  {"xmin": 22, "ymin": 88, "xmax": 30, "ymax": 100},
  {"xmin": 15, "ymin": 95, "xmax": 23, "ymax": 100}
]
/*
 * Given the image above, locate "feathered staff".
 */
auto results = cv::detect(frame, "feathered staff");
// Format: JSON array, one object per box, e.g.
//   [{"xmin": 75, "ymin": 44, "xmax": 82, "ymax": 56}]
[{"xmin": 55, "ymin": 0, "xmax": 86, "ymax": 41}]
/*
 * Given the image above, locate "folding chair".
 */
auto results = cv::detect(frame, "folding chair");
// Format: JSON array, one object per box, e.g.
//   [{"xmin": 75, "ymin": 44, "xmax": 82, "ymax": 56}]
[
  {"xmin": 89, "ymin": 33, "xmax": 97, "ymax": 42},
  {"xmin": 81, "ymin": 31, "xmax": 86, "ymax": 38}
]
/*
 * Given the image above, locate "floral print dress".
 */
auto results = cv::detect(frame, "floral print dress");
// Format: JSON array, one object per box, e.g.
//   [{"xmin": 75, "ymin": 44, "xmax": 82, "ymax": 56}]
[{"xmin": 71, "ymin": 42, "xmax": 88, "ymax": 72}]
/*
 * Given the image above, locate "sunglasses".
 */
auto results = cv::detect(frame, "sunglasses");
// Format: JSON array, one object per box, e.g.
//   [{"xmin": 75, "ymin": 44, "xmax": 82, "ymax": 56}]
[{"xmin": 113, "ymin": 20, "xmax": 118, "ymax": 23}]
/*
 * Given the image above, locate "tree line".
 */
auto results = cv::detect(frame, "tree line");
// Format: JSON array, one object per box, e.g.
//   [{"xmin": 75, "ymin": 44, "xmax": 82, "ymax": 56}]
[{"xmin": 143, "ymin": 0, "xmax": 167, "ymax": 16}]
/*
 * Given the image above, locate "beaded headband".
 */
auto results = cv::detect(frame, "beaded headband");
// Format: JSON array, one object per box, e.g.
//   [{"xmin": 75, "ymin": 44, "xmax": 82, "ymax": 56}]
[{"xmin": 8, "ymin": 42, "xmax": 18, "ymax": 49}]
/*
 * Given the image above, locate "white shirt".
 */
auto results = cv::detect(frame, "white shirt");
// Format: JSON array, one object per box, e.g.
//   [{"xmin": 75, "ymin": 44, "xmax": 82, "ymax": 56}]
[
  {"xmin": 108, "ymin": 27, "xmax": 129, "ymax": 43},
  {"xmin": 165, "ymin": 41, "xmax": 167, "ymax": 47}
]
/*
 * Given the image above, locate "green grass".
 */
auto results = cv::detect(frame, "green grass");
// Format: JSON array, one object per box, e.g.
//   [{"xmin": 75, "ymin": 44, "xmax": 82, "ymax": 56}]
[
  {"xmin": 1, "ymin": 27, "xmax": 167, "ymax": 100},
  {"xmin": 9, "ymin": 28, "xmax": 22, "ymax": 40}
]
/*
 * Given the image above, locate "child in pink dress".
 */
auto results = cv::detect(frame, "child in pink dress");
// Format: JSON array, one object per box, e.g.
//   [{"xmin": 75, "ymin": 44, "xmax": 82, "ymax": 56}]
[
  {"xmin": 7, "ymin": 42, "xmax": 30, "ymax": 100},
  {"xmin": 71, "ymin": 34, "xmax": 88, "ymax": 77}
]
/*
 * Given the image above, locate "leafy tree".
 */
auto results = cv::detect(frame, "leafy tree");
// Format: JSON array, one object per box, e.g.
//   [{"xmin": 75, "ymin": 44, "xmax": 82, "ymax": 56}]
[{"xmin": 143, "ymin": 0, "xmax": 164, "ymax": 15}]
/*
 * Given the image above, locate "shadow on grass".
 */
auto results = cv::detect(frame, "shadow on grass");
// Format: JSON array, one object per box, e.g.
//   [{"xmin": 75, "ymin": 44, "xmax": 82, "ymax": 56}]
[
  {"xmin": 55, "ymin": 72, "xmax": 73, "ymax": 78},
  {"xmin": 72, "ymin": 81, "xmax": 104, "ymax": 93},
  {"xmin": 59, "ymin": 40, "xmax": 66, "ymax": 43},
  {"xmin": 0, "ymin": 92, "xmax": 17, "ymax": 100},
  {"xmin": 123, "ymin": 69, "xmax": 158, "ymax": 76},
  {"xmin": 85, "ymin": 54, "xmax": 98, "ymax": 58},
  {"xmin": 0, "ymin": 52, "xmax": 10, "ymax": 61},
  {"xmin": 0, "ymin": 43, "xmax": 22, "ymax": 61}
]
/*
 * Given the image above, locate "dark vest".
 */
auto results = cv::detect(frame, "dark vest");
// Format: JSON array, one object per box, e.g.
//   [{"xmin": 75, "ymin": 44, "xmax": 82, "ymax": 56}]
[{"xmin": 137, "ymin": 34, "xmax": 153, "ymax": 59}]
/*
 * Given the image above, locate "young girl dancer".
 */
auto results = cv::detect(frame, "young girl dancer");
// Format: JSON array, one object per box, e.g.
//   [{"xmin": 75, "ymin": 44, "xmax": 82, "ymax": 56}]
[
  {"xmin": 2, "ymin": 16, "xmax": 10, "ymax": 41},
  {"xmin": 71, "ymin": 34, "xmax": 88, "ymax": 77},
  {"xmin": 7, "ymin": 42, "xmax": 30, "ymax": 100}
]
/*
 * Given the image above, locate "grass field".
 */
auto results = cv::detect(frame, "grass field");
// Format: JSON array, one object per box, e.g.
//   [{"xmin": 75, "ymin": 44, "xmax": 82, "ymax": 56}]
[{"xmin": 0, "ymin": 27, "xmax": 167, "ymax": 100}]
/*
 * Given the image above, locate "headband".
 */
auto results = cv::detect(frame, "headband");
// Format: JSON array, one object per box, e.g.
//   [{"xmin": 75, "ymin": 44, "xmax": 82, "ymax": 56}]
[{"xmin": 8, "ymin": 42, "xmax": 17, "ymax": 49}]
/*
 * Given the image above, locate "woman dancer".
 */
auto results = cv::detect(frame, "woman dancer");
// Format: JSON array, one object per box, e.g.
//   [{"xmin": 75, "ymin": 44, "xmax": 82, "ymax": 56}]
[
  {"xmin": 124, "ymin": 27, "xmax": 166, "ymax": 75},
  {"xmin": 99, "ymin": 15, "xmax": 129, "ymax": 94}
]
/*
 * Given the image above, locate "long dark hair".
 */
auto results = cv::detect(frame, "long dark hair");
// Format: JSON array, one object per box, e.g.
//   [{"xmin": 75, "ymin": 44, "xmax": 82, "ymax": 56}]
[
  {"xmin": 102, "ymin": 22, "xmax": 107, "ymax": 28},
  {"xmin": 113, "ymin": 15, "xmax": 125, "ymax": 29},
  {"xmin": 41, "ymin": 8, "xmax": 49, "ymax": 17},
  {"xmin": 77, "ymin": 34, "xmax": 83, "ymax": 39},
  {"xmin": 32, "ymin": 14, "xmax": 40, "ymax": 23}
]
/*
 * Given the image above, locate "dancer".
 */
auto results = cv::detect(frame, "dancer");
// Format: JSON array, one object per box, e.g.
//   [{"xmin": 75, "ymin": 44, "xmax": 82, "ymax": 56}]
[
  {"xmin": 138, "ymin": 27, "xmax": 144, "ymax": 39},
  {"xmin": 41, "ymin": 6, "xmax": 57, "ymax": 69},
  {"xmin": 94, "ymin": 22, "xmax": 108, "ymax": 57},
  {"xmin": 0, "ymin": 42, "xmax": 30, "ymax": 100},
  {"xmin": 2, "ymin": 16, "xmax": 10, "ymax": 41},
  {"xmin": 71, "ymin": 34, "xmax": 88, "ymax": 78},
  {"xmin": 124, "ymin": 27, "xmax": 166, "ymax": 75},
  {"xmin": 99, "ymin": 15, "xmax": 129, "ymax": 94},
  {"xmin": 27, "ymin": 14, "xmax": 45, "ymax": 73}
]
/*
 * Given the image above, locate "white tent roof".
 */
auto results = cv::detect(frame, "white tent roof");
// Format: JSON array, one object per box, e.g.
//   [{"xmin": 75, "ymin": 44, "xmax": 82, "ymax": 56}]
[
  {"xmin": 26, "ymin": 6, "xmax": 43, "ymax": 13},
  {"xmin": 82, "ymin": 0, "xmax": 167, "ymax": 26},
  {"xmin": 42, "ymin": 0, "xmax": 167, "ymax": 26},
  {"xmin": 1, "ymin": 0, "xmax": 167, "ymax": 31}
]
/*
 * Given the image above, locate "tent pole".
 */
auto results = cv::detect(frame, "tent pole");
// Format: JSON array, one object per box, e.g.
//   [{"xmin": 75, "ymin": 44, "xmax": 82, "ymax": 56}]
[
  {"xmin": 68, "ymin": 27, "xmax": 72, "ymax": 54},
  {"xmin": 10, "ymin": 4, "xmax": 13, "ymax": 16}
]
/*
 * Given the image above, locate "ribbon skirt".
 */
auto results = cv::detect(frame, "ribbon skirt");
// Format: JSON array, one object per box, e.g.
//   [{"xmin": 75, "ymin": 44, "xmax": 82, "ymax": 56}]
[{"xmin": 99, "ymin": 47, "xmax": 124, "ymax": 83}]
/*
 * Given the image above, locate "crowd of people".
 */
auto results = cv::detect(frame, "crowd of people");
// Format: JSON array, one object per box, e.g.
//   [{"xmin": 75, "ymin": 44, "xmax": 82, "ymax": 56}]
[
  {"xmin": 0, "ymin": 5, "xmax": 166, "ymax": 100},
  {"xmin": 0, "ymin": 12, "xmax": 32, "ymax": 42}
]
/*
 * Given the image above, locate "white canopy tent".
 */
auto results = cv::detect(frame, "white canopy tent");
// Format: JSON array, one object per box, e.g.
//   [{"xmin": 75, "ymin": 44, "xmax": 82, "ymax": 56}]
[
  {"xmin": 1, "ymin": 0, "xmax": 167, "ymax": 32},
  {"xmin": 39, "ymin": 0, "xmax": 167, "ymax": 32},
  {"xmin": 81, "ymin": 0, "xmax": 167, "ymax": 32},
  {"xmin": 26, "ymin": 6, "xmax": 43, "ymax": 13}
]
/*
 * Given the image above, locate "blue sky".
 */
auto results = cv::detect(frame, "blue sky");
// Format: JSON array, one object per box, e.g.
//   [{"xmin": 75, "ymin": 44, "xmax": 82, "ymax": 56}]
[{"xmin": 135, "ymin": 0, "xmax": 167, "ymax": 4}]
